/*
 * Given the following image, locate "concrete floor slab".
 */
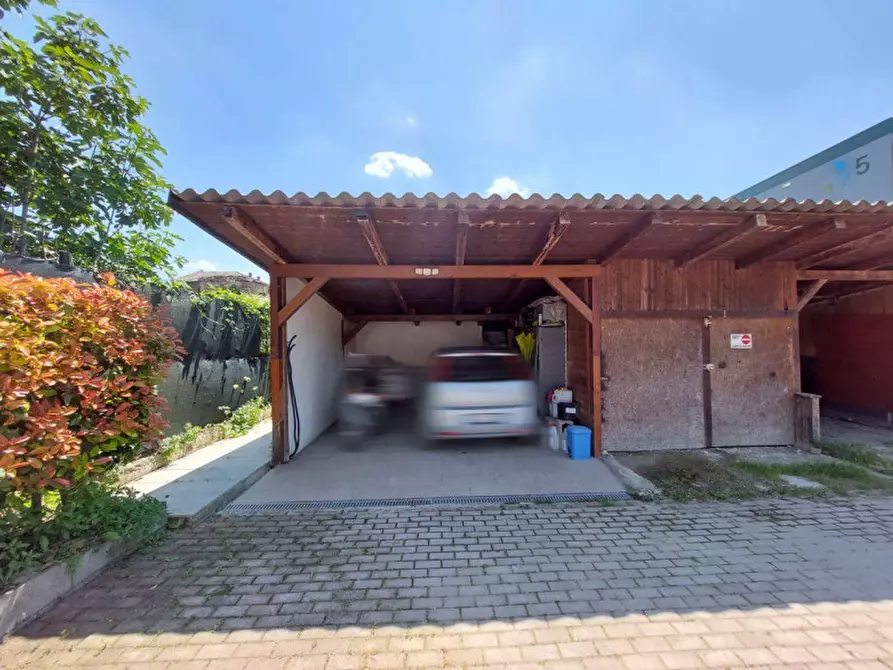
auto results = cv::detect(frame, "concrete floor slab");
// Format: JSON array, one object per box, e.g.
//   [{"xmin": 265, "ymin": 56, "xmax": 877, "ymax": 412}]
[
  {"xmin": 234, "ymin": 421, "xmax": 625, "ymax": 504},
  {"xmin": 130, "ymin": 421, "xmax": 271, "ymax": 521}
]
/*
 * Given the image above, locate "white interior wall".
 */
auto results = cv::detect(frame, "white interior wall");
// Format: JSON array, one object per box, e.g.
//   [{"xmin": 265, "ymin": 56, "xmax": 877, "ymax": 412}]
[
  {"xmin": 349, "ymin": 322, "xmax": 482, "ymax": 366},
  {"xmin": 284, "ymin": 278, "xmax": 343, "ymax": 457}
]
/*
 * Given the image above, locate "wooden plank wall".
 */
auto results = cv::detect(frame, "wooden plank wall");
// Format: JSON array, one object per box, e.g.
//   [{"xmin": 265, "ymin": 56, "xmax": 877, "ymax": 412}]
[
  {"xmin": 565, "ymin": 260, "xmax": 798, "ymax": 448},
  {"xmin": 601, "ymin": 260, "xmax": 797, "ymax": 313}
]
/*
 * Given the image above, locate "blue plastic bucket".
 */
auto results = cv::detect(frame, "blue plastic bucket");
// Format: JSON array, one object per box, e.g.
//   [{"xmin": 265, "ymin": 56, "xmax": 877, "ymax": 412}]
[{"xmin": 566, "ymin": 425, "xmax": 592, "ymax": 460}]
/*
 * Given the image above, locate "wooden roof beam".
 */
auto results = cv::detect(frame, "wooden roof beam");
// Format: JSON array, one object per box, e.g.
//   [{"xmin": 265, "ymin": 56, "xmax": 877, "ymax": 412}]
[
  {"xmin": 799, "ymin": 270, "xmax": 893, "ymax": 281},
  {"xmin": 675, "ymin": 214, "xmax": 768, "ymax": 269},
  {"xmin": 532, "ymin": 212, "xmax": 572, "ymax": 265},
  {"xmin": 356, "ymin": 213, "xmax": 409, "ymax": 313},
  {"xmin": 597, "ymin": 212, "xmax": 659, "ymax": 263},
  {"xmin": 221, "ymin": 205, "xmax": 291, "ymax": 265},
  {"xmin": 451, "ymin": 212, "xmax": 471, "ymax": 313},
  {"xmin": 504, "ymin": 212, "xmax": 571, "ymax": 307},
  {"xmin": 853, "ymin": 253, "xmax": 893, "ymax": 271},
  {"xmin": 737, "ymin": 217, "xmax": 846, "ymax": 270},
  {"xmin": 813, "ymin": 281, "xmax": 893, "ymax": 304},
  {"xmin": 351, "ymin": 313, "xmax": 515, "ymax": 322},
  {"xmin": 796, "ymin": 226, "xmax": 893, "ymax": 269},
  {"xmin": 272, "ymin": 264, "xmax": 601, "ymax": 279}
]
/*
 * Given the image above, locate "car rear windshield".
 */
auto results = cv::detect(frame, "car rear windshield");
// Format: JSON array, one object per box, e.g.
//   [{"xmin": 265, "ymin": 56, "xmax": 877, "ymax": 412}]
[{"xmin": 434, "ymin": 354, "xmax": 528, "ymax": 383}]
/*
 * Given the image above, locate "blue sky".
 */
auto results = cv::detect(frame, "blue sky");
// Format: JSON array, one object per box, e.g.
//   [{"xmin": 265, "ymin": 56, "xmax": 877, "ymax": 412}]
[{"xmin": 9, "ymin": 0, "xmax": 893, "ymax": 276}]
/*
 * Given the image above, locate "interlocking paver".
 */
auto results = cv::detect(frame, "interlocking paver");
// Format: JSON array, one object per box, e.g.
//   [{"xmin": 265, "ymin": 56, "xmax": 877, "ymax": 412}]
[{"xmin": 2, "ymin": 497, "xmax": 893, "ymax": 669}]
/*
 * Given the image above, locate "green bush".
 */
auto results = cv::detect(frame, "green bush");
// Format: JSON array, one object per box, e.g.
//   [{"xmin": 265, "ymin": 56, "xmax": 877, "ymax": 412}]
[
  {"xmin": 0, "ymin": 481, "xmax": 166, "ymax": 588},
  {"xmin": 159, "ymin": 423, "xmax": 202, "ymax": 464},
  {"xmin": 219, "ymin": 397, "xmax": 269, "ymax": 439}
]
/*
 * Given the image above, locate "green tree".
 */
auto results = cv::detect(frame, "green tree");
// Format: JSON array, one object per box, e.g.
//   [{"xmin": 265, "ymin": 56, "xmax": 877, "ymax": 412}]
[{"xmin": 0, "ymin": 6, "xmax": 183, "ymax": 286}]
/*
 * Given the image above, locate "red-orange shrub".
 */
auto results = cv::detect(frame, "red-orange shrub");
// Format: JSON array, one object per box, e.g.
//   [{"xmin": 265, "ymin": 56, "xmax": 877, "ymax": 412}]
[{"xmin": 0, "ymin": 271, "xmax": 183, "ymax": 499}]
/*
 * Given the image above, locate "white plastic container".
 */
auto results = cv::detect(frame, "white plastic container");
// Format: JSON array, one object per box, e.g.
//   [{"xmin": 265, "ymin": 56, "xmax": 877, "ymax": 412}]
[{"xmin": 552, "ymin": 388, "xmax": 573, "ymax": 404}]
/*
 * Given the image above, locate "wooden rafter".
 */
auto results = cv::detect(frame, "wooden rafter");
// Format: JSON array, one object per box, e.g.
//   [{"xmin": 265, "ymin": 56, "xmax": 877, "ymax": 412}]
[
  {"xmin": 597, "ymin": 212, "xmax": 658, "ymax": 263},
  {"xmin": 356, "ymin": 213, "xmax": 409, "ymax": 313},
  {"xmin": 796, "ymin": 226, "xmax": 893, "ymax": 269},
  {"xmin": 736, "ymin": 217, "xmax": 846, "ymax": 269},
  {"xmin": 277, "ymin": 277, "xmax": 329, "ymax": 325},
  {"xmin": 532, "ymin": 212, "xmax": 572, "ymax": 265},
  {"xmin": 272, "ymin": 264, "xmax": 601, "ymax": 279},
  {"xmin": 221, "ymin": 206, "xmax": 290, "ymax": 265},
  {"xmin": 451, "ymin": 211, "xmax": 471, "ymax": 313},
  {"xmin": 504, "ymin": 212, "xmax": 571, "ymax": 307},
  {"xmin": 855, "ymin": 254, "xmax": 893, "ymax": 271},
  {"xmin": 352, "ymin": 313, "xmax": 514, "ymax": 322},
  {"xmin": 796, "ymin": 279, "xmax": 827, "ymax": 311},
  {"xmin": 814, "ymin": 281, "xmax": 893, "ymax": 303},
  {"xmin": 675, "ymin": 214, "xmax": 768, "ymax": 269},
  {"xmin": 546, "ymin": 277, "xmax": 592, "ymax": 323},
  {"xmin": 799, "ymin": 270, "xmax": 893, "ymax": 281}
]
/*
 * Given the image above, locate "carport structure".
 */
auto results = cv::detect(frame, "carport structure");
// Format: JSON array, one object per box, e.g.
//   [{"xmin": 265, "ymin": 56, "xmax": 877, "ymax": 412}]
[{"xmin": 168, "ymin": 190, "xmax": 893, "ymax": 464}]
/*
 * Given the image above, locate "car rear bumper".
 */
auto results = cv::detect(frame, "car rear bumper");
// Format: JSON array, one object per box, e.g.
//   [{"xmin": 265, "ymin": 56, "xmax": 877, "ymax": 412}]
[{"xmin": 422, "ymin": 406, "xmax": 539, "ymax": 440}]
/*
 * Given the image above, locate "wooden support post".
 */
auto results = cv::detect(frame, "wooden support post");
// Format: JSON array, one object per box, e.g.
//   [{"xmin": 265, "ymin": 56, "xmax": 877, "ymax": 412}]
[
  {"xmin": 701, "ymin": 318, "xmax": 713, "ymax": 448},
  {"xmin": 591, "ymin": 272, "xmax": 602, "ymax": 457},
  {"xmin": 269, "ymin": 276, "xmax": 287, "ymax": 465},
  {"xmin": 794, "ymin": 392, "xmax": 821, "ymax": 447},
  {"xmin": 796, "ymin": 279, "xmax": 827, "ymax": 311},
  {"xmin": 546, "ymin": 276, "xmax": 593, "ymax": 323}
]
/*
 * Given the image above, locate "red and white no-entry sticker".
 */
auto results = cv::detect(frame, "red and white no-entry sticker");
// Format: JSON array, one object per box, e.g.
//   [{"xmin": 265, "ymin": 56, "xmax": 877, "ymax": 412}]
[{"xmin": 731, "ymin": 333, "xmax": 752, "ymax": 349}]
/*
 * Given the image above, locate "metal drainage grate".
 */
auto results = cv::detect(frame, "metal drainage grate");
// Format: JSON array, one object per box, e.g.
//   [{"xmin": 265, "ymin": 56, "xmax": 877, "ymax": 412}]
[{"xmin": 221, "ymin": 491, "xmax": 630, "ymax": 515}]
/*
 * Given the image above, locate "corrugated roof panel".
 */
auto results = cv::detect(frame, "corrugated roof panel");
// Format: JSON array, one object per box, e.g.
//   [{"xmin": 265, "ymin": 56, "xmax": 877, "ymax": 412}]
[{"xmin": 172, "ymin": 189, "xmax": 893, "ymax": 214}]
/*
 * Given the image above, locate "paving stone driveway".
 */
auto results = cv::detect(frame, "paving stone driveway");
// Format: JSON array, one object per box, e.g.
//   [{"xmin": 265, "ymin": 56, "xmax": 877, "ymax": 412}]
[{"xmin": 4, "ymin": 497, "xmax": 893, "ymax": 669}]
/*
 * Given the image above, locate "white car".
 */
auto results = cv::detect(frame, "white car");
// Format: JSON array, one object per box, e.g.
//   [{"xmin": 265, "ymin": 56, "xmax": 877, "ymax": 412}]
[{"xmin": 420, "ymin": 348, "xmax": 539, "ymax": 440}]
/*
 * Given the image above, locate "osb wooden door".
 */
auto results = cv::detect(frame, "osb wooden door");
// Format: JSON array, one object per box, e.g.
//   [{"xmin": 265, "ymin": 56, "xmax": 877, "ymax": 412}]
[
  {"xmin": 709, "ymin": 318, "xmax": 797, "ymax": 447},
  {"xmin": 602, "ymin": 318, "xmax": 706, "ymax": 451}
]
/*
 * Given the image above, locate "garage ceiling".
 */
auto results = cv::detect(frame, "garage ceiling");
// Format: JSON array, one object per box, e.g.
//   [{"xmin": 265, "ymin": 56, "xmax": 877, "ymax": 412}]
[{"xmin": 168, "ymin": 190, "xmax": 893, "ymax": 315}]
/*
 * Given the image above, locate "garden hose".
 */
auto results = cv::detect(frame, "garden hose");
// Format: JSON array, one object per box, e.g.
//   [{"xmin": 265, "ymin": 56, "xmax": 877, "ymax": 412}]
[{"xmin": 286, "ymin": 334, "xmax": 301, "ymax": 458}]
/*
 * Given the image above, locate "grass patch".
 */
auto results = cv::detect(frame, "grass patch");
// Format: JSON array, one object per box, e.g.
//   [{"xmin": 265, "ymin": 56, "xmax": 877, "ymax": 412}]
[
  {"xmin": 636, "ymin": 452, "xmax": 769, "ymax": 501},
  {"xmin": 816, "ymin": 441, "xmax": 893, "ymax": 476},
  {"xmin": 636, "ymin": 450, "xmax": 893, "ymax": 501},
  {"xmin": 733, "ymin": 459, "xmax": 893, "ymax": 495}
]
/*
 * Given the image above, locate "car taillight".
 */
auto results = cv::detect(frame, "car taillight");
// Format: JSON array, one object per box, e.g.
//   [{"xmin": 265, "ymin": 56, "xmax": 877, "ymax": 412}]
[{"xmin": 427, "ymin": 357, "xmax": 453, "ymax": 382}]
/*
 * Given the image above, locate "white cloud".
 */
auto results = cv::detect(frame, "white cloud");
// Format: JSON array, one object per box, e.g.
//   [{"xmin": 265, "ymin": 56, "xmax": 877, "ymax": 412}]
[
  {"xmin": 182, "ymin": 259, "xmax": 217, "ymax": 273},
  {"xmin": 486, "ymin": 176, "xmax": 531, "ymax": 198},
  {"xmin": 406, "ymin": 115, "xmax": 418, "ymax": 128},
  {"xmin": 364, "ymin": 151, "xmax": 433, "ymax": 179}
]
